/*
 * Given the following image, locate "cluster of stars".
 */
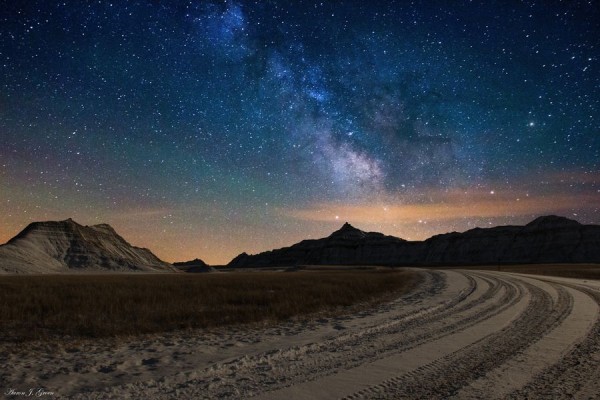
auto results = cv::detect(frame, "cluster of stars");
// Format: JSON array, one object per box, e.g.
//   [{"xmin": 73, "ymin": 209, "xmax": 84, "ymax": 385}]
[{"xmin": 0, "ymin": 1, "xmax": 598, "ymax": 264}]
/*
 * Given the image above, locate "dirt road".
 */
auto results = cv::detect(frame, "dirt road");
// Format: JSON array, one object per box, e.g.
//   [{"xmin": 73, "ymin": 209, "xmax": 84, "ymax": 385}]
[{"xmin": 3, "ymin": 269, "xmax": 599, "ymax": 399}]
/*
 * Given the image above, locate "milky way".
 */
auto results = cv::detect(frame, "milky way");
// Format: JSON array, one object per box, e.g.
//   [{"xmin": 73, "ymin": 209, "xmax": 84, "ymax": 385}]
[{"xmin": 1, "ymin": 1, "xmax": 599, "ymax": 263}]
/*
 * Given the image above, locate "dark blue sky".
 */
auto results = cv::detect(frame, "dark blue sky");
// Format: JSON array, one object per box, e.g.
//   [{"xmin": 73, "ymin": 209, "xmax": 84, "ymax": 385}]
[{"xmin": 1, "ymin": 1, "xmax": 599, "ymax": 263}]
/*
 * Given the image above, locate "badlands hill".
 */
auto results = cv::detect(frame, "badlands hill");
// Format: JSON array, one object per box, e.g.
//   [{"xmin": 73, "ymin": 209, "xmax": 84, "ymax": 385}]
[
  {"xmin": 0, "ymin": 218, "xmax": 175, "ymax": 274},
  {"xmin": 228, "ymin": 216, "xmax": 600, "ymax": 268},
  {"xmin": 173, "ymin": 258, "xmax": 216, "ymax": 273}
]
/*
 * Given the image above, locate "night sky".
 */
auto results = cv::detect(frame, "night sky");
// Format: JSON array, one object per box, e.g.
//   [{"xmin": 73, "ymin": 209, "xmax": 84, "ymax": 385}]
[{"xmin": 1, "ymin": 1, "xmax": 599, "ymax": 264}]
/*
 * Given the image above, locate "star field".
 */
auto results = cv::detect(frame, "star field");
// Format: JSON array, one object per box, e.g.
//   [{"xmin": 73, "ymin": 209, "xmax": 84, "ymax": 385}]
[{"xmin": 1, "ymin": 1, "xmax": 599, "ymax": 264}]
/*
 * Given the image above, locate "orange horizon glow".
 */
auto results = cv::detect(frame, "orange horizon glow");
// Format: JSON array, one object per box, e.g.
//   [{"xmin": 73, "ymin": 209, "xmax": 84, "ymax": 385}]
[
  {"xmin": 282, "ymin": 190, "xmax": 597, "ymax": 225},
  {"xmin": 1, "ymin": 184, "xmax": 598, "ymax": 265}
]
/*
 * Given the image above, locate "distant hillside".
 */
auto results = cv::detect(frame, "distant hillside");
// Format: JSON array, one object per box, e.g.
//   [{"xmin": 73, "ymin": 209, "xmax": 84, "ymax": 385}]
[
  {"xmin": 0, "ymin": 219, "xmax": 176, "ymax": 274},
  {"xmin": 173, "ymin": 258, "xmax": 216, "ymax": 273},
  {"xmin": 228, "ymin": 216, "xmax": 600, "ymax": 268},
  {"xmin": 173, "ymin": 258, "xmax": 208, "ymax": 268}
]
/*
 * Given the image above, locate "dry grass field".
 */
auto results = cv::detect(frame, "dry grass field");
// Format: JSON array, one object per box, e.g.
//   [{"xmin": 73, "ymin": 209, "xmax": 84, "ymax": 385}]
[
  {"xmin": 464, "ymin": 264, "xmax": 600, "ymax": 280},
  {"xmin": 497, "ymin": 264, "xmax": 600, "ymax": 279},
  {"xmin": 0, "ymin": 269, "xmax": 416, "ymax": 342}
]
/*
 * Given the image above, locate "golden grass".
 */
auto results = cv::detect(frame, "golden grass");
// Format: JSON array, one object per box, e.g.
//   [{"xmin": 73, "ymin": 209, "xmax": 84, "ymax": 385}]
[{"xmin": 0, "ymin": 269, "xmax": 416, "ymax": 342}]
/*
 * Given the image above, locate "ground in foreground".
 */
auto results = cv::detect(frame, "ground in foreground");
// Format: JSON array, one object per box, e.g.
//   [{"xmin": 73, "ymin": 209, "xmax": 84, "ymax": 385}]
[
  {"xmin": 0, "ymin": 269, "xmax": 416, "ymax": 342},
  {"xmin": 1, "ymin": 266, "xmax": 599, "ymax": 399}
]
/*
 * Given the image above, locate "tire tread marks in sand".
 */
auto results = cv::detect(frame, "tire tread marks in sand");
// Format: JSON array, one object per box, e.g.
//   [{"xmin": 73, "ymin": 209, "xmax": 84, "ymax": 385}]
[
  {"xmin": 119, "ymin": 272, "xmax": 524, "ymax": 399},
  {"xmin": 507, "ymin": 283, "xmax": 600, "ymax": 400},
  {"xmin": 64, "ymin": 270, "xmax": 446, "ymax": 399},
  {"xmin": 66, "ymin": 271, "xmax": 594, "ymax": 400},
  {"xmin": 343, "ymin": 278, "xmax": 573, "ymax": 400},
  {"xmin": 195, "ymin": 273, "xmax": 505, "ymax": 398}
]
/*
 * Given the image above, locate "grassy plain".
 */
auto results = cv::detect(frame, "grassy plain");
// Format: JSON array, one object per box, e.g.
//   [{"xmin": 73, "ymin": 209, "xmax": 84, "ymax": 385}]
[
  {"xmin": 0, "ymin": 269, "xmax": 416, "ymax": 342},
  {"xmin": 496, "ymin": 263, "xmax": 600, "ymax": 279},
  {"xmin": 463, "ymin": 264, "xmax": 600, "ymax": 280}
]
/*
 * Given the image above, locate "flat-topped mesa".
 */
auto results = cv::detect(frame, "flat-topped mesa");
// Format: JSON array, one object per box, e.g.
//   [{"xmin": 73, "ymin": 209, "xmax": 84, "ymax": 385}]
[
  {"xmin": 526, "ymin": 215, "xmax": 582, "ymax": 229},
  {"xmin": 0, "ymin": 219, "xmax": 176, "ymax": 274}
]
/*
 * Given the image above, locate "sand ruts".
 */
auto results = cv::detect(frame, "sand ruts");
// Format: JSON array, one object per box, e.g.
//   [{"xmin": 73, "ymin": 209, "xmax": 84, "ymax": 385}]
[{"xmin": 1, "ymin": 269, "xmax": 599, "ymax": 399}]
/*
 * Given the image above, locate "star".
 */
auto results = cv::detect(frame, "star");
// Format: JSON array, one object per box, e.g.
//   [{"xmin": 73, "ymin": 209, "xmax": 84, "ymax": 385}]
[{"xmin": 0, "ymin": 0, "xmax": 597, "ymax": 264}]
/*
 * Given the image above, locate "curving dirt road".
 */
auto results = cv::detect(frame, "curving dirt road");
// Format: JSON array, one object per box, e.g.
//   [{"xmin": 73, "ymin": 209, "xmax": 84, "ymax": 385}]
[{"xmin": 3, "ymin": 269, "xmax": 599, "ymax": 399}]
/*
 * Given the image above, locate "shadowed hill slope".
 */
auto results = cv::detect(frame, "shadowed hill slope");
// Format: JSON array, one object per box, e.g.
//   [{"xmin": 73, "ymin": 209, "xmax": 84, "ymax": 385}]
[
  {"xmin": 228, "ymin": 216, "xmax": 600, "ymax": 268},
  {"xmin": 0, "ymin": 219, "xmax": 175, "ymax": 274}
]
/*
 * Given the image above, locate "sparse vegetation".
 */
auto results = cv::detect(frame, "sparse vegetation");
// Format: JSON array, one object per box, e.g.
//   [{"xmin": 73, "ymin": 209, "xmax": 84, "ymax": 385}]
[
  {"xmin": 459, "ymin": 264, "xmax": 600, "ymax": 280},
  {"xmin": 0, "ymin": 269, "xmax": 416, "ymax": 342},
  {"xmin": 495, "ymin": 264, "xmax": 600, "ymax": 280}
]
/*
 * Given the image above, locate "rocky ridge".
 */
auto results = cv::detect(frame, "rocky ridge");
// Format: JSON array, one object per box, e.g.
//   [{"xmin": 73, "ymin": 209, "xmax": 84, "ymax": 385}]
[
  {"xmin": 0, "ymin": 218, "xmax": 175, "ymax": 274},
  {"xmin": 227, "ymin": 216, "xmax": 600, "ymax": 267}
]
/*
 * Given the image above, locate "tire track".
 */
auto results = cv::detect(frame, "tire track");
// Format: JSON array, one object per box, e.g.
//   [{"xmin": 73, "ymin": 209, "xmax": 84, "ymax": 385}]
[
  {"xmin": 61, "ymin": 270, "xmax": 451, "ymax": 400},
  {"xmin": 74, "ymin": 270, "xmax": 503, "ymax": 399},
  {"xmin": 245, "ymin": 272, "xmax": 523, "ymax": 399},
  {"xmin": 342, "ymin": 274, "xmax": 573, "ymax": 399},
  {"xmin": 66, "ymin": 270, "xmax": 600, "ymax": 400},
  {"xmin": 507, "ymin": 281, "xmax": 600, "ymax": 400},
  {"xmin": 453, "ymin": 280, "xmax": 596, "ymax": 399},
  {"xmin": 200, "ymin": 272, "xmax": 519, "ymax": 399}
]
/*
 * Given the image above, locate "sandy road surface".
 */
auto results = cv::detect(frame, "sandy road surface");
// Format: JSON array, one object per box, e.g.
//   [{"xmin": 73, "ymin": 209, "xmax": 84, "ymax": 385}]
[{"xmin": 1, "ymin": 269, "xmax": 599, "ymax": 399}]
